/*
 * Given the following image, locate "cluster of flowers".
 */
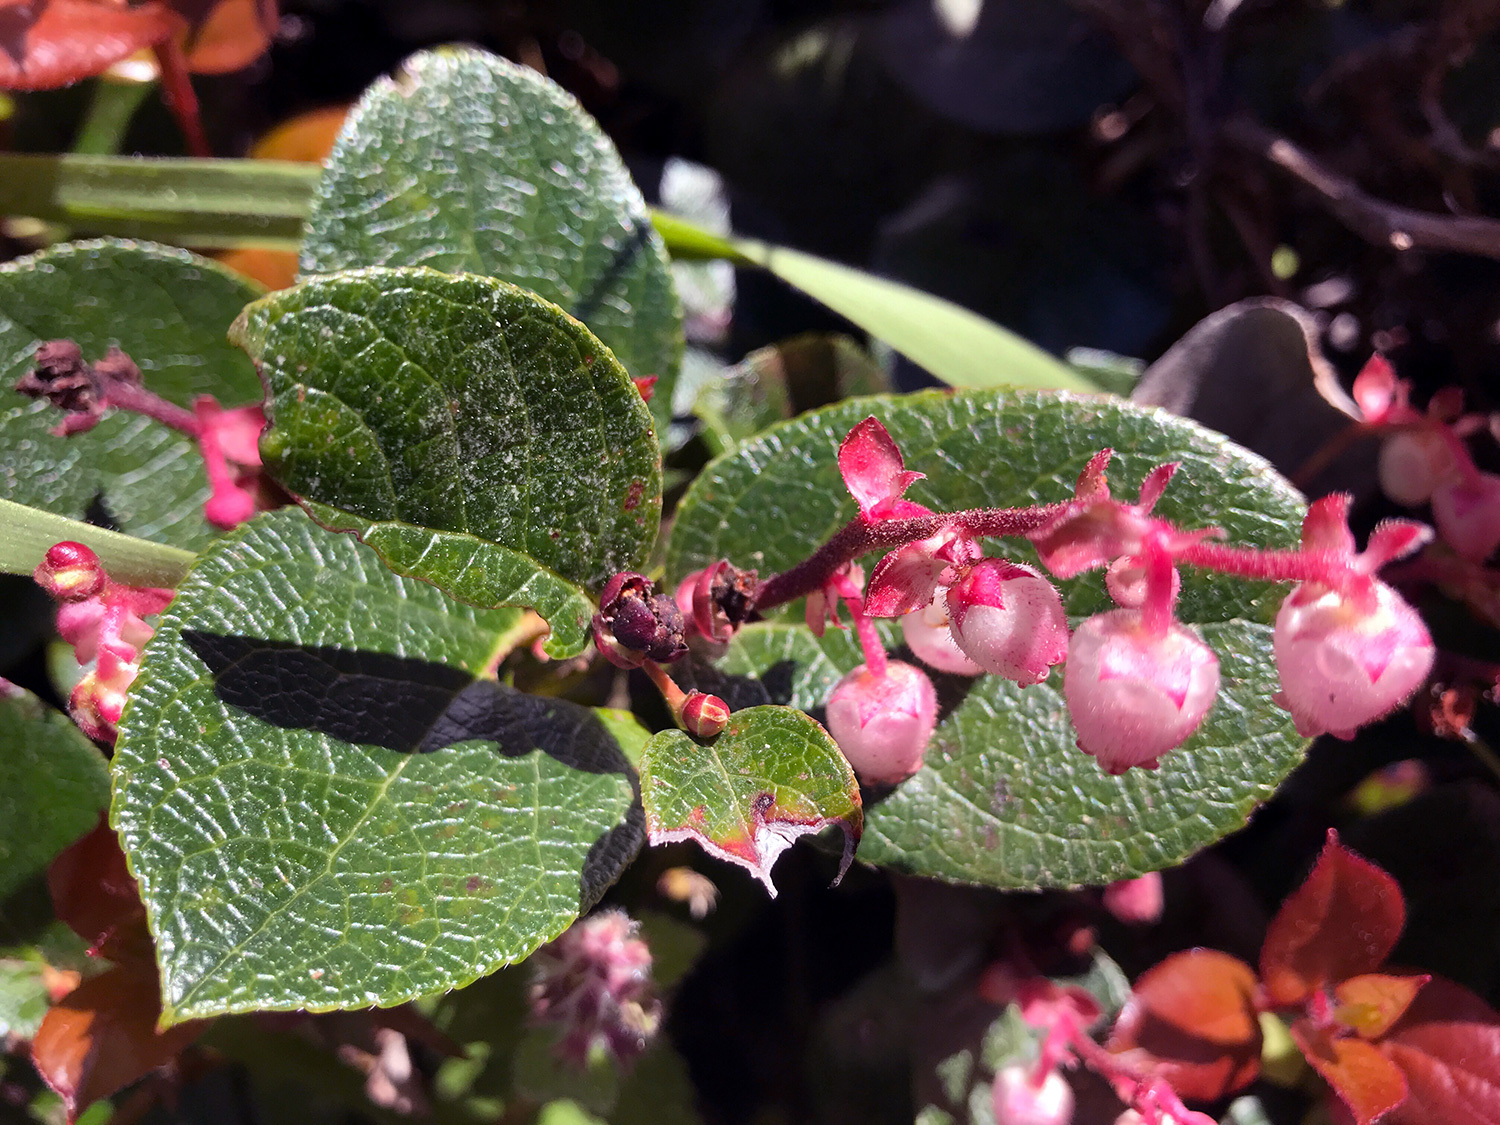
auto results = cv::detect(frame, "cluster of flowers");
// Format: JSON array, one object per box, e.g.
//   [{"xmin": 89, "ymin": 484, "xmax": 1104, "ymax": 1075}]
[
  {"xmin": 1357, "ymin": 354, "xmax": 1500, "ymax": 563},
  {"xmin": 32, "ymin": 542, "xmax": 174, "ymax": 743},
  {"xmin": 527, "ymin": 909, "xmax": 662, "ymax": 1067},
  {"xmin": 595, "ymin": 413, "xmax": 1440, "ymax": 787},
  {"xmin": 17, "ymin": 339, "xmax": 268, "ymax": 530}
]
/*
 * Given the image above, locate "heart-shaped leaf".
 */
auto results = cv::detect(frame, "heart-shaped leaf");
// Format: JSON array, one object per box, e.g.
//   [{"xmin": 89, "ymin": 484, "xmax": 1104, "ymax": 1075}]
[
  {"xmin": 639, "ymin": 706, "xmax": 860, "ymax": 897},
  {"xmin": 302, "ymin": 46, "xmax": 683, "ymax": 440},
  {"xmin": 232, "ymin": 266, "xmax": 660, "ymax": 633},
  {"xmin": 668, "ymin": 391, "xmax": 1311, "ymax": 888},
  {"xmin": 0, "ymin": 682, "xmax": 111, "ymax": 902},
  {"xmin": 113, "ymin": 509, "xmax": 643, "ymax": 1022},
  {"xmin": 0, "ymin": 240, "xmax": 263, "ymax": 549}
]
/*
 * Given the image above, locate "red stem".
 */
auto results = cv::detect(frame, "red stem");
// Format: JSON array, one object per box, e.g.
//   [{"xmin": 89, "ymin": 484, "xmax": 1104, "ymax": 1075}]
[
  {"xmin": 152, "ymin": 40, "xmax": 211, "ymax": 158},
  {"xmin": 753, "ymin": 503, "xmax": 1068, "ymax": 612},
  {"xmin": 1174, "ymin": 542, "xmax": 1360, "ymax": 590},
  {"xmin": 842, "ymin": 592, "xmax": 888, "ymax": 679},
  {"xmin": 106, "ymin": 381, "xmax": 200, "ymax": 437}
]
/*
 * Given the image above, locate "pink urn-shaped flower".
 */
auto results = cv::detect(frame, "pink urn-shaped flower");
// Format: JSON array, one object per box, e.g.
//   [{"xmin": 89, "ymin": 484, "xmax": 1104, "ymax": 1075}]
[
  {"xmin": 1431, "ymin": 471, "xmax": 1500, "ymax": 563},
  {"xmin": 946, "ymin": 560, "xmax": 1068, "ymax": 686},
  {"xmin": 992, "ymin": 1065, "xmax": 1075, "ymax": 1125},
  {"xmin": 1273, "ymin": 580, "xmax": 1435, "ymax": 739},
  {"xmin": 825, "ymin": 660, "xmax": 937, "ymax": 784},
  {"xmin": 900, "ymin": 599, "xmax": 982, "ymax": 676},
  {"xmin": 1063, "ymin": 609, "xmax": 1220, "ymax": 773}
]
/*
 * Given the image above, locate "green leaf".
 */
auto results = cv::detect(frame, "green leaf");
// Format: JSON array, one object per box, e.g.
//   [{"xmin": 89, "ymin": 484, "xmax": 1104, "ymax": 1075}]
[
  {"xmin": 639, "ymin": 705, "xmax": 861, "ymax": 896},
  {"xmin": 651, "ymin": 211, "xmax": 1093, "ymax": 393},
  {"xmin": 668, "ymin": 391, "xmax": 1311, "ymax": 889},
  {"xmin": 0, "ymin": 497, "xmax": 195, "ymax": 589},
  {"xmin": 233, "ymin": 266, "xmax": 661, "ymax": 601},
  {"xmin": 0, "ymin": 154, "xmax": 316, "ymax": 250},
  {"xmin": 0, "ymin": 958, "xmax": 50, "ymax": 1040},
  {"xmin": 113, "ymin": 509, "xmax": 643, "ymax": 1022},
  {"xmin": 0, "ymin": 683, "xmax": 111, "ymax": 902},
  {"xmin": 303, "ymin": 47, "xmax": 684, "ymax": 441},
  {"xmin": 0, "ymin": 239, "xmax": 263, "ymax": 550}
]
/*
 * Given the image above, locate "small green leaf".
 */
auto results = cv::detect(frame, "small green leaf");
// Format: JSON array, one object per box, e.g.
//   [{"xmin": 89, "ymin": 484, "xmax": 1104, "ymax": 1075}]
[
  {"xmin": 0, "ymin": 682, "xmax": 111, "ymax": 902},
  {"xmin": 233, "ymin": 266, "xmax": 661, "ymax": 596},
  {"xmin": 303, "ymin": 47, "xmax": 684, "ymax": 440},
  {"xmin": 0, "ymin": 959, "xmax": 50, "ymax": 1040},
  {"xmin": 668, "ymin": 391, "xmax": 1312, "ymax": 889},
  {"xmin": 0, "ymin": 240, "xmax": 263, "ymax": 549},
  {"xmin": 113, "ymin": 509, "xmax": 643, "ymax": 1022},
  {"xmin": 651, "ymin": 211, "xmax": 1093, "ymax": 393},
  {"xmin": 639, "ymin": 706, "xmax": 861, "ymax": 897}
]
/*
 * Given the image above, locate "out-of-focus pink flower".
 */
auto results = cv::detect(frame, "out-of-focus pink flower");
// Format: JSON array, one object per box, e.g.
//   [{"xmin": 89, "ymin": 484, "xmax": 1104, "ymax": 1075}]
[{"xmin": 826, "ymin": 660, "xmax": 937, "ymax": 784}]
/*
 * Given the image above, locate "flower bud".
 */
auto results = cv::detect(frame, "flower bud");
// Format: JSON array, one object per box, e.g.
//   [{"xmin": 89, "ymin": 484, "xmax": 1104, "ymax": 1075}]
[
  {"xmin": 991, "ymin": 1065, "xmax": 1074, "ymax": 1125},
  {"xmin": 1378, "ymin": 429, "xmax": 1456, "ymax": 507},
  {"xmin": 1431, "ymin": 472, "xmax": 1500, "ymax": 563},
  {"xmin": 947, "ymin": 561, "xmax": 1068, "ymax": 686},
  {"xmin": 681, "ymin": 692, "xmax": 730, "ymax": 738},
  {"xmin": 1273, "ymin": 580, "xmax": 1434, "ymax": 739},
  {"xmin": 826, "ymin": 661, "xmax": 937, "ymax": 785},
  {"xmin": 1102, "ymin": 872, "xmax": 1164, "ymax": 925},
  {"xmin": 34, "ymin": 542, "xmax": 105, "ymax": 601},
  {"xmin": 1063, "ymin": 610, "xmax": 1220, "ymax": 773},
  {"xmin": 900, "ymin": 599, "xmax": 982, "ymax": 676}
]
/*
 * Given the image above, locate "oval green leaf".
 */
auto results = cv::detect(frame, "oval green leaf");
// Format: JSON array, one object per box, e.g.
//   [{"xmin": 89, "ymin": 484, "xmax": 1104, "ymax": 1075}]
[
  {"xmin": 666, "ymin": 391, "xmax": 1311, "ymax": 889},
  {"xmin": 0, "ymin": 682, "xmax": 111, "ymax": 902},
  {"xmin": 0, "ymin": 239, "xmax": 263, "ymax": 549},
  {"xmin": 639, "ymin": 705, "xmax": 861, "ymax": 897},
  {"xmin": 303, "ymin": 46, "xmax": 683, "ymax": 440},
  {"xmin": 113, "ymin": 509, "xmax": 643, "ymax": 1022},
  {"xmin": 232, "ymin": 266, "xmax": 661, "ymax": 599}
]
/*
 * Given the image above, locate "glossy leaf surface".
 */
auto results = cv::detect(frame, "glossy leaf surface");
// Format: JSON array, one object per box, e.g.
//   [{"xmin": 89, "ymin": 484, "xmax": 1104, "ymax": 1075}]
[
  {"xmin": 0, "ymin": 683, "xmax": 111, "ymax": 902},
  {"xmin": 233, "ymin": 266, "xmax": 661, "ymax": 595},
  {"xmin": 114, "ymin": 510, "xmax": 643, "ymax": 1021},
  {"xmin": 0, "ymin": 240, "xmax": 263, "ymax": 549},
  {"xmin": 639, "ymin": 705, "xmax": 861, "ymax": 897},
  {"xmin": 303, "ymin": 47, "xmax": 683, "ymax": 438},
  {"xmin": 668, "ymin": 391, "xmax": 1310, "ymax": 888}
]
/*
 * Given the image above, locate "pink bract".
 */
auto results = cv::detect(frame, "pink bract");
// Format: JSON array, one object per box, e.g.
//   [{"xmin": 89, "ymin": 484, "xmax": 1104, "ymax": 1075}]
[
  {"xmin": 1063, "ymin": 609, "xmax": 1220, "ymax": 773},
  {"xmin": 825, "ymin": 660, "xmax": 937, "ymax": 784}
]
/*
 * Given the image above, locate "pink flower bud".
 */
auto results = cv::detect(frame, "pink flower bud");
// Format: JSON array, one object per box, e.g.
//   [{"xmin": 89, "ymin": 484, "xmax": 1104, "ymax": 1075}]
[
  {"xmin": 529, "ymin": 910, "xmax": 661, "ymax": 1067},
  {"xmin": 946, "ymin": 560, "xmax": 1068, "ymax": 686},
  {"xmin": 900, "ymin": 599, "xmax": 982, "ymax": 676},
  {"xmin": 1063, "ymin": 610, "xmax": 1220, "ymax": 773},
  {"xmin": 992, "ymin": 1065, "xmax": 1074, "ymax": 1125},
  {"xmin": 34, "ymin": 542, "xmax": 105, "ymax": 602},
  {"xmin": 1102, "ymin": 872, "xmax": 1164, "ymax": 925},
  {"xmin": 1105, "ymin": 556, "xmax": 1180, "ymax": 609},
  {"xmin": 1431, "ymin": 472, "xmax": 1500, "ymax": 563},
  {"xmin": 1377, "ymin": 429, "xmax": 1456, "ymax": 507},
  {"xmin": 1273, "ymin": 580, "xmax": 1435, "ymax": 739},
  {"xmin": 681, "ymin": 692, "xmax": 730, "ymax": 738},
  {"xmin": 826, "ymin": 661, "xmax": 937, "ymax": 784}
]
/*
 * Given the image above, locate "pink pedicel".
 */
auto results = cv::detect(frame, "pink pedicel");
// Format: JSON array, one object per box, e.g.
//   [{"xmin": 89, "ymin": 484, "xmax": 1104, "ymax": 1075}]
[
  {"xmin": 1273, "ymin": 580, "xmax": 1435, "ymax": 739},
  {"xmin": 1063, "ymin": 610, "xmax": 1220, "ymax": 773},
  {"xmin": 991, "ymin": 1064, "xmax": 1075, "ymax": 1125},
  {"xmin": 825, "ymin": 660, "xmax": 937, "ymax": 784},
  {"xmin": 1431, "ymin": 471, "xmax": 1500, "ymax": 563},
  {"xmin": 946, "ymin": 559, "xmax": 1068, "ymax": 686},
  {"xmin": 529, "ymin": 910, "xmax": 661, "ymax": 1068},
  {"xmin": 900, "ymin": 599, "xmax": 983, "ymax": 676}
]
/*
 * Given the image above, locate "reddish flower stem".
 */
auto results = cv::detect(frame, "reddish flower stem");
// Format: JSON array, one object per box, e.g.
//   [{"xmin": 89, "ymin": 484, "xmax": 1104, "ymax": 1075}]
[
  {"xmin": 642, "ymin": 660, "xmax": 689, "ymax": 720},
  {"xmin": 840, "ymin": 592, "xmax": 888, "ymax": 679},
  {"xmin": 753, "ymin": 503, "xmax": 1069, "ymax": 612},
  {"xmin": 102, "ymin": 381, "xmax": 200, "ymax": 437},
  {"xmin": 1174, "ymin": 542, "xmax": 1361, "ymax": 591}
]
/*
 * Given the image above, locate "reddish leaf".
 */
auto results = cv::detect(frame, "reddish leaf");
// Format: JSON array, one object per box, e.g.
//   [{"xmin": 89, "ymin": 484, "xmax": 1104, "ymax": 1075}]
[
  {"xmin": 1261, "ymin": 830, "xmax": 1405, "ymax": 1007},
  {"xmin": 1380, "ymin": 976, "xmax": 1500, "ymax": 1125},
  {"xmin": 0, "ymin": 0, "xmax": 182, "ymax": 90},
  {"xmin": 1335, "ymin": 974, "xmax": 1429, "ymax": 1040},
  {"xmin": 46, "ymin": 815, "xmax": 150, "ymax": 962},
  {"xmin": 177, "ymin": 0, "xmax": 276, "ymax": 74},
  {"xmin": 31, "ymin": 961, "xmax": 205, "ymax": 1119},
  {"xmin": 1292, "ymin": 1022, "xmax": 1408, "ymax": 1125},
  {"xmin": 1107, "ymin": 949, "xmax": 1263, "ymax": 1101}
]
